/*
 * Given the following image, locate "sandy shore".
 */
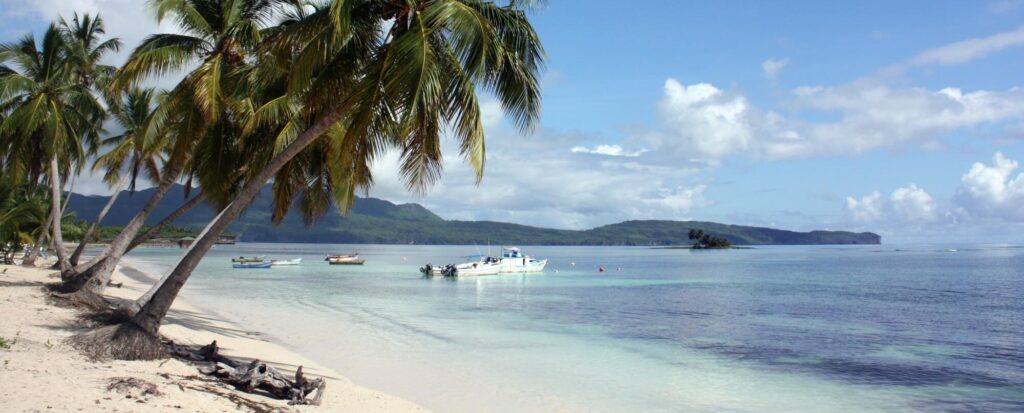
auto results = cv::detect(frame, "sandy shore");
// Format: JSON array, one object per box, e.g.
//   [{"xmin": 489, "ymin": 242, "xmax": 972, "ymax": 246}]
[{"xmin": 0, "ymin": 261, "xmax": 428, "ymax": 412}]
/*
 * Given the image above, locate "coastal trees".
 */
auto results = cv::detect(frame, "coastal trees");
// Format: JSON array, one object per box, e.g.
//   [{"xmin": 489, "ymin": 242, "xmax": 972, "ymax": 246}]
[
  {"xmin": 71, "ymin": 0, "xmax": 545, "ymax": 360},
  {"xmin": 0, "ymin": 25, "xmax": 106, "ymax": 273},
  {"xmin": 688, "ymin": 229, "xmax": 731, "ymax": 249},
  {"xmin": 69, "ymin": 88, "xmax": 162, "ymax": 266},
  {"xmin": 63, "ymin": 0, "xmax": 285, "ymax": 294}
]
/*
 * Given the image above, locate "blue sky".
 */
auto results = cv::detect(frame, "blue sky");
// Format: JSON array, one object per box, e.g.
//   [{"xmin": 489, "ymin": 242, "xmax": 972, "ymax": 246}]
[{"xmin": 2, "ymin": 0, "xmax": 1023, "ymax": 243}]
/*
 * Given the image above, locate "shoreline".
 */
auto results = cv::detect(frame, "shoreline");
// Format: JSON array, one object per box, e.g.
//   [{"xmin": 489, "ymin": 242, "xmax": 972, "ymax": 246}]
[{"xmin": 0, "ymin": 260, "xmax": 428, "ymax": 412}]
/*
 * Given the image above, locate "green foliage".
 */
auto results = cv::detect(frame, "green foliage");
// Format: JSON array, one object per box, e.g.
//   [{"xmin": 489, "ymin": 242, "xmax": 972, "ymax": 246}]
[
  {"xmin": 0, "ymin": 336, "xmax": 9, "ymax": 349},
  {"xmin": 688, "ymin": 229, "xmax": 731, "ymax": 249}
]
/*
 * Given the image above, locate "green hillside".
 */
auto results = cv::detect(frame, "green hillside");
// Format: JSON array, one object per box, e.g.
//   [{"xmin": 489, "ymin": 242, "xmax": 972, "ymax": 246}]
[{"xmin": 67, "ymin": 185, "xmax": 881, "ymax": 246}]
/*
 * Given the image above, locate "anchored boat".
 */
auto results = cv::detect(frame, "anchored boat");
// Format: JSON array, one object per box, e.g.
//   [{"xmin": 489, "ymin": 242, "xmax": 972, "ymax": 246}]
[
  {"xmin": 231, "ymin": 256, "xmax": 266, "ymax": 263},
  {"xmin": 270, "ymin": 258, "xmax": 302, "ymax": 266},
  {"xmin": 327, "ymin": 253, "xmax": 365, "ymax": 265},
  {"xmin": 421, "ymin": 255, "xmax": 502, "ymax": 277},
  {"xmin": 498, "ymin": 247, "xmax": 547, "ymax": 273},
  {"xmin": 233, "ymin": 261, "xmax": 272, "ymax": 269}
]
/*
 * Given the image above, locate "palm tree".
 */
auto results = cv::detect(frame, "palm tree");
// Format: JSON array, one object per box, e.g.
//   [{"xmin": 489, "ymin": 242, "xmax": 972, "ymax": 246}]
[
  {"xmin": 59, "ymin": 13, "xmax": 122, "ymax": 92},
  {"xmin": 0, "ymin": 183, "xmax": 50, "ymax": 264},
  {"xmin": 0, "ymin": 24, "xmax": 105, "ymax": 273},
  {"xmin": 69, "ymin": 88, "xmax": 162, "ymax": 266},
  {"xmin": 72, "ymin": 0, "xmax": 545, "ymax": 360},
  {"xmin": 63, "ymin": 0, "xmax": 284, "ymax": 294}
]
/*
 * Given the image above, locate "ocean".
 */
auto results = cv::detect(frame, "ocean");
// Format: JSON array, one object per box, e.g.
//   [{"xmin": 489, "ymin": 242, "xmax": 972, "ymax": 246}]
[{"xmin": 122, "ymin": 243, "xmax": 1024, "ymax": 412}]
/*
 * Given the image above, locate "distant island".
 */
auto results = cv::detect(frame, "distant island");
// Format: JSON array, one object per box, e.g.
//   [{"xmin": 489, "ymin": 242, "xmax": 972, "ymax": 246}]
[{"xmin": 67, "ymin": 184, "xmax": 881, "ymax": 246}]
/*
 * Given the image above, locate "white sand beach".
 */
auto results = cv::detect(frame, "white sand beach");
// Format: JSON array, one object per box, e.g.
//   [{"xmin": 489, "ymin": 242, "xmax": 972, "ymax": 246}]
[{"xmin": 0, "ymin": 261, "xmax": 428, "ymax": 412}]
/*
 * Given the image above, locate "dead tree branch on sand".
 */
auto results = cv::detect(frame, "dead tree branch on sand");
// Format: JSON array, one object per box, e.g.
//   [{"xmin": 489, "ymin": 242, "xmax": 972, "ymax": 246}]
[{"xmin": 169, "ymin": 340, "xmax": 326, "ymax": 406}]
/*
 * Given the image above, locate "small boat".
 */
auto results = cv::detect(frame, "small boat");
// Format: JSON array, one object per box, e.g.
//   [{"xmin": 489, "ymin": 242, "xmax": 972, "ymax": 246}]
[
  {"xmin": 327, "ymin": 257, "xmax": 364, "ymax": 266},
  {"xmin": 325, "ymin": 253, "xmax": 359, "ymax": 261},
  {"xmin": 233, "ymin": 261, "xmax": 272, "ymax": 269},
  {"xmin": 422, "ymin": 255, "xmax": 502, "ymax": 277},
  {"xmin": 270, "ymin": 258, "xmax": 302, "ymax": 266},
  {"xmin": 231, "ymin": 255, "xmax": 266, "ymax": 263},
  {"xmin": 498, "ymin": 247, "xmax": 547, "ymax": 273}
]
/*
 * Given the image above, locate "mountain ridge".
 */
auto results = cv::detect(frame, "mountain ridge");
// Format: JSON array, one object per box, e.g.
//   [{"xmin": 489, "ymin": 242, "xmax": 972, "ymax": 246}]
[{"xmin": 66, "ymin": 184, "xmax": 881, "ymax": 246}]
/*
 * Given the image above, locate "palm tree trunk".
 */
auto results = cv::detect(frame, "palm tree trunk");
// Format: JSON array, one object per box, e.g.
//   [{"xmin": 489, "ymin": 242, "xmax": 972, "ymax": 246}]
[
  {"xmin": 130, "ymin": 106, "xmax": 349, "ymax": 335},
  {"xmin": 70, "ymin": 174, "xmax": 128, "ymax": 266},
  {"xmin": 49, "ymin": 174, "xmax": 77, "ymax": 269},
  {"xmin": 126, "ymin": 191, "xmax": 206, "ymax": 253},
  {"xmin": 48, "ymin": 157, "xmax": 70, "ymax": 273},
  {"xmin": 21, "ymin": 213, "xmax": 53, "ymax": 267},
  {"xmin": 63, "ymin": 163, "xmax": 184, "ymax": 294},
  {"xmin": 126, "ymin": 202, "xmax": 225, "ymax": 316}
]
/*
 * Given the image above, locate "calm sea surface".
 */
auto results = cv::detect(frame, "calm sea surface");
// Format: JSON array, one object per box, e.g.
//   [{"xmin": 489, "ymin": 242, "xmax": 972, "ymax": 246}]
[{"xmin": 123, "ymin": 244, "xmax": 1024, "ymax": 412}]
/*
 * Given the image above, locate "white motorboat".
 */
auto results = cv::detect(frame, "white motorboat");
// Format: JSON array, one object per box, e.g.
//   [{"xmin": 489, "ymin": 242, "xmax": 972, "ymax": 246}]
[
  {"xmin": 421, "ymin": 255, "xmax": 502, "ymax": 277},
  {"xmin": 270, "ymin": 258, "xmax": 302, "ymax": 266},
  {"xmin": 498, "ymin": 247, "xmax": 547, "ymax": 273}
]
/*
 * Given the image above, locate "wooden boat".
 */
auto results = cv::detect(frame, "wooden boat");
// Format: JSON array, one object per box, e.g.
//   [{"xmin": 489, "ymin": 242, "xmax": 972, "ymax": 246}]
[
  {"xmin": 233, "ymin": 261, "xmax": 272, "ymax": 269},
  {"xmin": 231, "ymin": 255, "xmax": 266, "ymax": 263},
  {"xmin": 270, "ymin": 258, "xmax": 302, "ymax": 266},
  {"xmin": 328, "ymin": 256, "xmax": 365, "ymax": 265}
]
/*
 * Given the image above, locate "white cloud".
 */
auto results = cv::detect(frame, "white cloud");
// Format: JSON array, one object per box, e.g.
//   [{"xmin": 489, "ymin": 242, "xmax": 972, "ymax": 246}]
[
  {"xmin": 646, "ymin": 185, "xmax": 708, "ymax": 213},
  {"xmin": 846, "ymin": 185, "xmax": 938, "ymax": 224},
  {"xmin": 368, "ymin": 123, "xmax": 711, "ymax": 230},
  {"xmin": 653, "ymin": 78, "xmax": 1024, "ymax": 159},
  {"xmin": 657, "ymin": 79, "xmax": 754, "ymax": 157},
  {"xmin": 876, "ymin": 25, "xmax": 1024, "ymax": 77},
  {"xmin": 906, "ymin": 25, "xmax": 1024, "ymax": 66},
  {"xmin": 889, "ymin": 184, "xmax": 938, "ymax": 222},
  {"xmin": 955, "ymin": 152, "xmax": 1024, "ymax": 221},
  {"xmin": 846, "ymin": 191, "xmax": 883, "ymax": 222},
  {"xmin": 570, "ymin": 144, "xmax": 646, "ymax": 157},
  {"xmin": 761, "ymin": 58, "xmax": 789, "ymax": 79}
]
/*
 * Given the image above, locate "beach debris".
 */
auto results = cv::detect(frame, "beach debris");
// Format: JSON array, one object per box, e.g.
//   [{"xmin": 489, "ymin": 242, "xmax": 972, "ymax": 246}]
[
  {"xmin": 170, "ymin": 340, "xmax": 326, "ymax": 406},
  {"xmin": 106, "ymin": 377, "xmax": 162, "ymax": 400}
]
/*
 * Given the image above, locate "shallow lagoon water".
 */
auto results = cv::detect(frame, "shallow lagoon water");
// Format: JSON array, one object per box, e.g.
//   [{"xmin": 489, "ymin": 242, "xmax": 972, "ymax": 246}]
[{"xmin": 124, "ymin": 244, "xmax": 1024, "ymax": 412}]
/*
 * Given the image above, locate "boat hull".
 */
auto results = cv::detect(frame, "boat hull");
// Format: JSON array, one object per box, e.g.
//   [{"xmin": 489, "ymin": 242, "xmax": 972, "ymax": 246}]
[
  {"xmin": 450, "ymin": 263, "xmax": 502, "ymax": 276},
  {"xmin": 270, "ymin": 258, "xmax": 302, "ymax": 266},
  {"xmin": 328, "ymin": 258, "xmax": 365, "ymax": 265},
  {"xmin": 499, "ymin": 258, "xmax": 547, "ymax": 273},
  {"xmin": 233, "ymin": 262, "xmax": 272, "ymax": 269}
]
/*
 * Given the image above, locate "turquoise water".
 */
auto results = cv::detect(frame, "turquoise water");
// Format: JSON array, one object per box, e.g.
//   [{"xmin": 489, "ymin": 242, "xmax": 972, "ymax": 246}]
[{"xmin": 123, "ymin": 244, "xmax": 1024, "ymax": 412}]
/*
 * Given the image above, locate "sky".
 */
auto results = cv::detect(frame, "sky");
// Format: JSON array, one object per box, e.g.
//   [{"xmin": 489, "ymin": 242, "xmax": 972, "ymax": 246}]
[{"xmin": 2, "ymin": 0, "xmax": 1023, "ymax": 243}]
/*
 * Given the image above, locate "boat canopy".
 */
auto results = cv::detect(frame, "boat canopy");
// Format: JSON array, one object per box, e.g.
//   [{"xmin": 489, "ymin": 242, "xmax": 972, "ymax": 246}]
[{"xmin": 502, "ymin": 247, "xmax": 523, "ymax": 258}]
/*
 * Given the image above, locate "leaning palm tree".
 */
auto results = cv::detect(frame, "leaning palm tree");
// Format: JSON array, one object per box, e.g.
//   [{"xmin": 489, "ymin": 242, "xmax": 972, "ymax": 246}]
[
  {"xmin": 69, "ymin": 88, "xmax": 163, "ymax": 267},
  {"xmin": 0, "ymin": 24, "xmax": 105, "ymax": 273},
  {"xmin": 64, "ymin": 0, "xmax": 284, "ymax": 294},
  {"xmin": 73, "ymin": 0, "xmax": 544, "ymax": 360}
]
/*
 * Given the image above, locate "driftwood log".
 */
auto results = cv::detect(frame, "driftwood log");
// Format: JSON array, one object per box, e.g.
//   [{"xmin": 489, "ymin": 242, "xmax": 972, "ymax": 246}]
[{"xmin": 170, "ymin": 340, "xmax": 326, "ymax": 406}]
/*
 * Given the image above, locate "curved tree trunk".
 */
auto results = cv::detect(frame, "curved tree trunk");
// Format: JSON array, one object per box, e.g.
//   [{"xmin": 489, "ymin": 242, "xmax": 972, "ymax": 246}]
[
  {"xmin": 70, "ymin": 174, "xmax": 128, "ymax": 266},
  {"xmin": 21, "ymin": 213, "xmax": 52, "ymax": 267},
  {"xmin": 126, "ymin": 202, "xmax": 225, "ymax": 316},
  {"xmin": 130, "ymin": 105, "xmax": 348, "ymax": 336},
  {"xmin": 48, "ymin": 157, "xmax": 71, "ymax": 273},
  {"xmin": 63, "ymin": 163, "xmax": 184, "ymax": 295},
  {"xmin": 126, "ymin": 191, "xmax": 206, "ymax": 253}
]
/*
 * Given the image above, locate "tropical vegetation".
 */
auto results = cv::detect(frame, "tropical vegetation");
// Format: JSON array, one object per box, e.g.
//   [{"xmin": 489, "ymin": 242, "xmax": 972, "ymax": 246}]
[
  {"xmin": 1, "ymin": 0, "xmax": 546, "ymax": 362},
  {"xmin": 688, "ymin": 229, "xmax": 732, "ymax": 249}
]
